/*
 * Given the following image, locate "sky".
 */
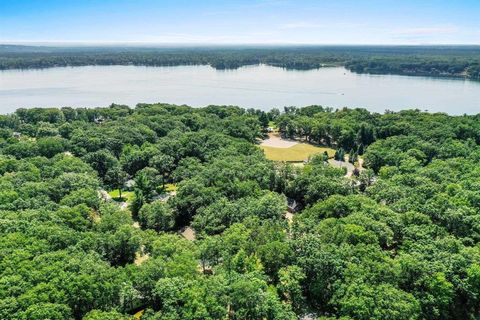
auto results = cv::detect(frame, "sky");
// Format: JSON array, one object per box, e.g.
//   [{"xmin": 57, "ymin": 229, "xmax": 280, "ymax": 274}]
[{"xmin": 0, "ymin": 0, "xmax": 479, "ymax": 45}]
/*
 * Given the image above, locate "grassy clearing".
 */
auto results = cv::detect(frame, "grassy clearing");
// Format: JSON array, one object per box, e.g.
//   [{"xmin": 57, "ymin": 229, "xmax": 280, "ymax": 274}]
[
  {"xmin": 108, "ymin": 190, "xmax": 134, "ymax": 202},
  {"xmin": 260, "ymin": 143, "xmax": 335, "ymax": 162},
  {"xmin": 165, "ymin": 183, "xmax": 177, "ymax": 192},
  {"xmin": 133, "ymin": 310, "xmax": 145, "ymax": 320}
]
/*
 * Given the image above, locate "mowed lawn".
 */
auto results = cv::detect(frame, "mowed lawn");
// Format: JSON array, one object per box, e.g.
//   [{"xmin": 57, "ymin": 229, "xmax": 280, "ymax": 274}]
[
  {"xmin": 108, "ymin": 190, "xmax": 134, "ymax": 202},
  {"xmin": 260, "ymin": 143, "xmax": 336, "ymax": 162}
]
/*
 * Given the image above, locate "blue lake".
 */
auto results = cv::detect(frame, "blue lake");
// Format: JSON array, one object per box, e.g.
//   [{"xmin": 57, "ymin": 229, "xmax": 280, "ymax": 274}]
[{"xmin": 1, "ymin": 64, "xmax": 479, "ymax": 114}]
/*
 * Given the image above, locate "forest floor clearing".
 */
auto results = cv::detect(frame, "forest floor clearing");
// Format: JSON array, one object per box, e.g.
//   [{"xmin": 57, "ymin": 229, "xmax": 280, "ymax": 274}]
[
  {"xmin": 134, "ymin": 250, "xmax": 150, "ymax": 266},
  {"xmin": 133, "ymin": 310, "xmax": 145, "ymax": 320},
  {"xmin": 180, "ymin": 226, "xmax": 196, "ymax": 241},
  {"xmin": 165, "ymin": 183, "xmax": 177, "ymax": 192},
  {"xmin": 285, "ymin": 211, "xmax": 294, "ymax": 223}
]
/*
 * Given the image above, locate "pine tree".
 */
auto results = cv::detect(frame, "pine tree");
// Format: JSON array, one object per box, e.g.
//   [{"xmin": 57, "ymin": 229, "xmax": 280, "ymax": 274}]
[
  {"xmin": 349, "ymin": 152, "xmax": 358, "ymax": 164},
  {"xmin": 323, "ymin": 151, "xmax": 329, "ymax": 161},
  {"xmin": 357, "ymin": 143, "xmax": 365, "ymax": 155},
  {"xmin": 338, "ymin": 148, "xmax": 345, "ymax": 162}
]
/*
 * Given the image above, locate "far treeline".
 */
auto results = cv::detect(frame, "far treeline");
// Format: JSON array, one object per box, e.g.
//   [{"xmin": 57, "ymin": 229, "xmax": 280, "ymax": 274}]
[
  {"xmin": 2, "ymin": 103, "xmax": 480, "ymax": 319},
  {"xmin": 1, "ymin": 44, "xmax": 480, "ymax": 80}
]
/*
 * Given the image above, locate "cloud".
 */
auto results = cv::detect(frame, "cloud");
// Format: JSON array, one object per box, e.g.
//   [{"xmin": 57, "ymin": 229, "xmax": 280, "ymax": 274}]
[
  {"xmin": 203, "ymin": 0, "xmax": 290, "ymax": 16},
  {"xmin": 95, "ymin": 32, "xmax": 289, "ymax": 45},
  {"xmin": 388, "ymin": 25, "xmax": 463, "ymax": 44},
  {"xmin": 280, "ymin": 21, "xmax": 367, "ymax": 30},
  {"xmin": 280, "ymin": 22, "xmax": 327, "ymax": 29},
  {"xmin": 392, "ymin": 26, "xmax": 459, "ymax": 36}
]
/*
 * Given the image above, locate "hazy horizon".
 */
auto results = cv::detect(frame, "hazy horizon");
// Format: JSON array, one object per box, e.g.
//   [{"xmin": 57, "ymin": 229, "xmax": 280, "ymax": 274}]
[{"xmin": 2, "ymin": 43, "xmax": 480, "ymax": 48}]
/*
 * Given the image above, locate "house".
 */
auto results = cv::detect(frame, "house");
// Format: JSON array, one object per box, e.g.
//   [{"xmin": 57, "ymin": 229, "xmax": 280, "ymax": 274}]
[
  {"xmin": 287, "ymin": 197, "xmax": 301, "ymax": 213},
  {"xmin": 93, "ymin": 115, "xmax": 106, "ymax": 124},
  {"xmin": 124, "ymin": 179, "xmax": 136, "ymax": 190},
  {"xmin": 13, "ymin": 132, "xmax": 21, "ymax": 139}
]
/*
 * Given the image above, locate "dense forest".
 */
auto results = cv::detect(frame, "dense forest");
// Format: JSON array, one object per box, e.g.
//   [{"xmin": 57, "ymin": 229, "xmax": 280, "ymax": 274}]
[
  {"xmin": 2, "ymin": 103, "xmax": 480, "ymax": 319},
  {"xmin": 1, "ymin": 45, "xmax": 480, "ymax": 80}
]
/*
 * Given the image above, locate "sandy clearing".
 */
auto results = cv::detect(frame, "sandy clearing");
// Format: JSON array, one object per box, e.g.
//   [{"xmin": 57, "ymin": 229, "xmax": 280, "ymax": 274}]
[
  {"xmin": 260, "ymin": 133, "xmax": 298, "ymax": 148},
  {"xmin": 134, "ymin": 246, "xmax": 150, "ymax": 266},
  {"xmin": 285, "ymin": 211, "xmax": 293, "ymax": 223}
]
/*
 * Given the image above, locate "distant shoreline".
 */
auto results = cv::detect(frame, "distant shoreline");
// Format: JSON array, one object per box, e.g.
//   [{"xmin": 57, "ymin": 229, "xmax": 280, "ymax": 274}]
[{"xmin": 1, "ymin": 45, "xmax": 479, "ymax": 80}]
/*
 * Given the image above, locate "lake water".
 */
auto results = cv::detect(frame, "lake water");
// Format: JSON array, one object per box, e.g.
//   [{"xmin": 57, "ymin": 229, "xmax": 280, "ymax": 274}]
[{"xmin": 1, "ymin": 64, "xmax": 479, "ymax": 114}]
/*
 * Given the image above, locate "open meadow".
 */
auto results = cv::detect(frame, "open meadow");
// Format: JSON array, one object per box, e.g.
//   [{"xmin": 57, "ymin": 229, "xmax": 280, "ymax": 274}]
[{"xmin": 260, "ymin": 143, "xmax": 335, "ymax": 162}]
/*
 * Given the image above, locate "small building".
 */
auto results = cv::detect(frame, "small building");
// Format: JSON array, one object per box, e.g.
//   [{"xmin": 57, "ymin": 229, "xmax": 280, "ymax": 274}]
[
  {"xmin": 93, "ymin": 115, "xmax": 106, "ymax": 124},
  {"xmin": 13, "ymin": 132, "xmax": 21, "ymax": 139},
  {"xmin": 124, "ymin": 179, "xmax": 136, "ymax": 190},
  {"xmin": 287, "ymin": 197, "xmax": 301, "ymax": 213}
]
